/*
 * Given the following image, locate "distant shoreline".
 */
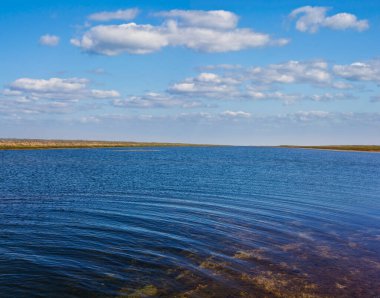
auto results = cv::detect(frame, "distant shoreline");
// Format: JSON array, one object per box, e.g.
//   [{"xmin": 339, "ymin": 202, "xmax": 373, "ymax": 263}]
[
  {"xmin": 0, "ymin": 139, "xmax": 216, "ymax": 150},
  {"xmin": 279, "ymin": 145, "xmax": 380, "ymax": 153},
  {"xmin": 1, "ymin": 139, "xmax": 379, "ymax": 152}
]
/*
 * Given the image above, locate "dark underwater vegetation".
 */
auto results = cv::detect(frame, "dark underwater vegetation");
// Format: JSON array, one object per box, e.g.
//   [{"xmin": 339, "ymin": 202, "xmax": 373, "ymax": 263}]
[{"xmin": 0, "ymin": 147, "xmax": 379, "ymax": 297}]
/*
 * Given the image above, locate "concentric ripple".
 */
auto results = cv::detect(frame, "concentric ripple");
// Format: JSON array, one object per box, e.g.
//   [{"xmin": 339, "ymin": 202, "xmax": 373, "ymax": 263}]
[{"xmin": 0, "ymin": 147, "xmax": 379, "ymax": 297}]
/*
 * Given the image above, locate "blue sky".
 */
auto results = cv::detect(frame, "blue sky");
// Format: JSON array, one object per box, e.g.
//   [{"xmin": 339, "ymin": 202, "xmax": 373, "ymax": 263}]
[{"xmin": 0, "ymin": 0, "xmax": 379, "ymax": 145}]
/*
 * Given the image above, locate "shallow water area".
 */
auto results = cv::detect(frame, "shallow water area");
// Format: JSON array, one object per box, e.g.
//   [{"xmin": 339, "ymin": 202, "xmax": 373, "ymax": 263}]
[{"xmin": 0, "ymin": 147, "xmax": 379, "ymax": 297}]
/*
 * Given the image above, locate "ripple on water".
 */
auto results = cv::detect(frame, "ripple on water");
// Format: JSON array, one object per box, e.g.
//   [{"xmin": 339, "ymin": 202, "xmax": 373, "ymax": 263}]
[{"xmin": 0, "ymin": 147, "xmax": 379, "ymax": 297}]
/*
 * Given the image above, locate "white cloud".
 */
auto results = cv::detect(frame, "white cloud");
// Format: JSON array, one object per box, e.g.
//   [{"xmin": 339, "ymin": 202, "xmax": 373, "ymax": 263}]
[
  {"xmin": 278, "ymin": 111, "xmax": 380, "ymax": 125},
  {"xmin": 333, "ymin": 61, "xmax": 380, "ymax": 82},
  {"xmin": 166, "ymin": 20, "xmax": 287, "ymax": 53},
  {"xmin": 3, "ymin": 77, "xmax": 120, "ymax": 101},
  {"xmin": 246, "ymin": 91, "xmax": 301, "ymax": 104},
  {"xmin": 166, "ymin": 60, "xmax": 366, "ymax": 103},
  {"xmin": 9, "ymin": 78, "xmax": 87, "ymax": 93},
  {"xmin": 200, "ymin": 64, "xmax": 243, "ymax": 71},
  {"xmin": 246, "ymin": 90, "xmax": 353, "ymax": 104},
  {"xmin": 1, "ymin": 78, "xmax": 121, "ymax": 117},
  {"xmin": 91, "ymin": 89, "xmax": 120, "ymax": 99},
  {"xmin": 220, "ymin": 110, "xmax": 251, "ymax": 118},
  {"xmin": 307, "ymin": 93, "xmax": 353, "ymax": 102},
  {"xmin": 169, "ymin": 72, "xmax": 240, "ymax": 98},
  {"xmin": 71, "ymin": 10, "xmax": 289, "ymax": 55},
  {"xmin": 155, "ymin": 9, "xmax": 239, "ymax": 30},
  {"xmin": 83, "ymin": 111, "xmax": 380, "ymax": 126},
  {"xmin": 0, "ymin": 98, "xmax": 74, "ymax": 117},
  {"xmin": 169, "ymin": 60, "xmax": 352, "ymax": 97},
  {"xmin": 170, "ymin": 60, "xmax": 341, "ymax": 101},
  {"xmin": 79, "ymin": 116, "xmax": 102, "ymax": 123},
  {"xmin": 289, "ymin": 6, "xmax": 369, "ymax": 33},
  {"xmin": 331, "ymin": 81, "xmax": 353, "ymax": 89},
  {"xmin": 113, "ymin": 92, "xmax": 203, "ymax": 108},
  {"xmin": 289, "ymin": 110, "xmax": 331, "ymax": 122},
  {"xmin": 248, "ymin": 60, "xmax": 332, "ymax": 85},
  {"xmin": 39, "ymin": 34, "xmax": 60, "ymax": 46},
  {"xmin": 71, "ymin": 23, "xmax": 169, "ymax": 55},
  {"xmin": 323, "ymin": 13, "xmax": 368, "ymax": 31},
  {"xmin": 88, "ymin": 8, "xmax": 139, "ymax": 22}
]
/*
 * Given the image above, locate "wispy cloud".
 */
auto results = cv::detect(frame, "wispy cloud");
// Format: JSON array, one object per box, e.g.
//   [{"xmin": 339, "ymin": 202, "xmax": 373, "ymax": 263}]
[
  {"xmin": 66, "ymin": 111, "xmax": 380, "ymax": 127},
  {"xmin": 154, "ymin": 9, "xmax": 239, "ymax": 30},
  {"xmin": 113, "ymin": 92, "xmax": 205, "ymax": 109},
  {"xmin": 220, "ymin": 110, "xmax": 251, "ymax": 119},
  {"xmin": 39, "ymin": 34, "xmax": 60, "ymax": 46},
  {"xmin": 88, "ymin": 8, "xmax": 139, "ymax": 22}
]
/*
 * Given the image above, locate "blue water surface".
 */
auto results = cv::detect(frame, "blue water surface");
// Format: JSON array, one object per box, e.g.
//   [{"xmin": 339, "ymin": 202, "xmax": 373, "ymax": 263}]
[{"xmin": 0, "ymin": 147, "xmax": 379, "ymax": 297}]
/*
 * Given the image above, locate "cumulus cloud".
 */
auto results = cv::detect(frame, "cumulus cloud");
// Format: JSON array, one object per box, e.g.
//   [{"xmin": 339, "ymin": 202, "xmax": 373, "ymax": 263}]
[
  {"xmin": 248, "ymin": 60, "xmax": 332, "ymax": 85},
  {"xmin": 2, "ymin": 77, "xmax": 120, "ymax": 101},
  {"xmin": 158, "ymin": 58, "xmax": 380, "ymax": 106},
  {"xmin": 71, "ymin": 23, "xmax": 169, "ymax": 55},
  {"xmin": 71, "ymin": 9, "xmax": 289, "ymax": 55},
  {"xmin": 39, "ymin": 34, "xmax": 60, "ymax": 46},
  {"xmin": 333, "ymin": 61, "xmax": 380, "ymax": 82},
  {"xmin": 88, "ymin": 8, "xmax": 139, "ymax": 22},
  {"xmin": 167, "ymin": 60, "xmax": 363, "ymax": 102},
  {"xmin": 0, "ymin": 78, "xmax": 122, "ymax": 117},
  {"xmin": 166, "ymin": 21, "xmax": 286, "ymax": 53},
  {"xmin": 3, "ymin": 59, "xmax": 376, "ymax": 117},
  {"xmin": 289, "ymin": 6, "xmax": 369, "ymax": 33},
  {"xmin": 169, "ymin": 72, "xmax": 240, "ymax": 98}
]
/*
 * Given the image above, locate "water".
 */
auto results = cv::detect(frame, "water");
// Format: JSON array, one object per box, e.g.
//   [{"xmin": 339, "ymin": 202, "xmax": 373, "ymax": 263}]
[{"xmin": 0, "ymin": 147, "xmax": 379, "ymax": 297}]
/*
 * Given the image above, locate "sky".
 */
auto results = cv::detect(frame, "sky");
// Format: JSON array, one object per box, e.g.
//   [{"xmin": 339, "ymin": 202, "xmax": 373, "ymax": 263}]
[{"xmin": 0, "ymin": 0, "xmax": 379, "ymax": 145}]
